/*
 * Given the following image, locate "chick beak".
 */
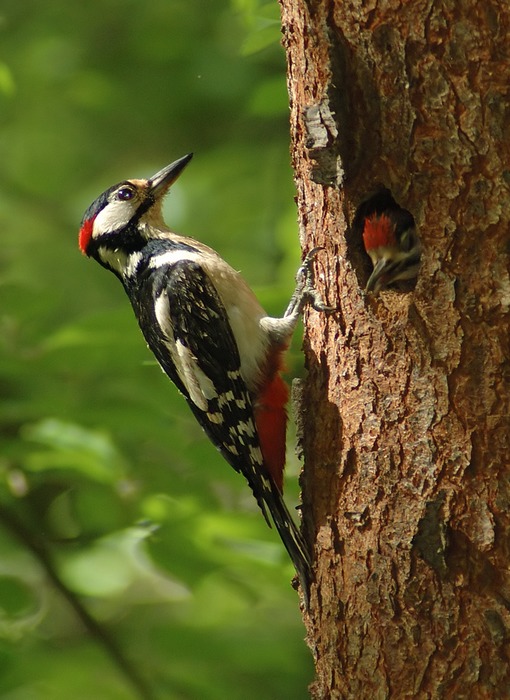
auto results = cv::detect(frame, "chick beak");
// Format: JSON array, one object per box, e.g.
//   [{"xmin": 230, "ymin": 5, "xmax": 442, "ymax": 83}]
[{"xmin": 365, "ymin": 257, "xmax": 389, "ymax": 292}]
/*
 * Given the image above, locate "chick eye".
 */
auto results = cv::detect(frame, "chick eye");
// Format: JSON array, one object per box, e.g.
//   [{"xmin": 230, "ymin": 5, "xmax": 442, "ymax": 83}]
[{"xmin": 117, "ymin": 187, "xmax": 135, "ymax": 201}]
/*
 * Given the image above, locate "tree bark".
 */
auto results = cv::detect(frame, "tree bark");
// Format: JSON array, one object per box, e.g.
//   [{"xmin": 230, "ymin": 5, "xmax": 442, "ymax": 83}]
[{"xmin": 279, "ymin": 0, "xmax": 510, "ymax": 697}]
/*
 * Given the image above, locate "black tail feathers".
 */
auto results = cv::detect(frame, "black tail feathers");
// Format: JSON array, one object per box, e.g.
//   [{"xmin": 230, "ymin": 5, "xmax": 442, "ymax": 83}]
[{"xmin": 265, "ymin": 483, "xmax": 312, "ymax": 608}]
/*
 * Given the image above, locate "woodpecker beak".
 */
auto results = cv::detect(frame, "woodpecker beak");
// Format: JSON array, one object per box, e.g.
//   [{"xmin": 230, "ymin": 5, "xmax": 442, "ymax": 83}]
[{"xmin": 148, "ymin": 153, "xmax": 193, "ymax": 198}]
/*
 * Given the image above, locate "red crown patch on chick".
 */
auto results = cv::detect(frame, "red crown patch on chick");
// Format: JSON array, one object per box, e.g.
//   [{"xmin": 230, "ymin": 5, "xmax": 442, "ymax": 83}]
[{"xmin": 355, "ymin": 189, "xmax": 421, "ymax": 292}]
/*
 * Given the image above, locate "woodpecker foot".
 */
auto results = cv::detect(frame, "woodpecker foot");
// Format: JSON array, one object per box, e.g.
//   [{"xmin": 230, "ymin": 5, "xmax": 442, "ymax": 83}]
[{"xmin": 285, "ymin": 247, "xmax": 334, "ymax": 318}]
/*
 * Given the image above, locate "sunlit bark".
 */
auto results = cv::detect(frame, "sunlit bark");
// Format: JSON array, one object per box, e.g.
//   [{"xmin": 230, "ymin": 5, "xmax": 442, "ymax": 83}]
[{"xmin": 280, "ymin": 0, "xmax": 510, "ymax": 696}]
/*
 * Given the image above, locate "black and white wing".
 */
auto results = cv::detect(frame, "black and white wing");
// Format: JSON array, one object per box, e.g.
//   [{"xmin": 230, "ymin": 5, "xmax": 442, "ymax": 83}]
[{"xmin": 128, "ymin": 254, "xmax": 311, "ymax": 598}]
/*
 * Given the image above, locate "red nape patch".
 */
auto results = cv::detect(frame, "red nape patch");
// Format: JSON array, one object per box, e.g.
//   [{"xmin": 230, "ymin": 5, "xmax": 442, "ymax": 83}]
[
  {"xmin": 254, "ymin": 375, "xmax": 289, "ymax": 493},
  {"xmin": 79, "ymin": 218, "xmax": 94, "ymax": 254},
  {"xmin": 362, "ymin": 213, "xmax": 396, "ymax": 252}
]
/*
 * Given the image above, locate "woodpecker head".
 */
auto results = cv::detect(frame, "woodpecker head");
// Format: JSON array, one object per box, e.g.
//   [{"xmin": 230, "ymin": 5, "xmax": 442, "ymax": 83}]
[
  {"xmin": 355, "ymin": 189, "xmax": 420, "ymax": 293},
  {"xmin": 79, "ymin": 153, "xmax": 193, "ymax": 274}
]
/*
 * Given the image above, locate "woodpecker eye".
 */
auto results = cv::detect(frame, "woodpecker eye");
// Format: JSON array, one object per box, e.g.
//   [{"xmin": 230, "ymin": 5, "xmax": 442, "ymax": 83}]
[{"xmin": 117, "ymin": 187, "xmax": 135, "ymax": 201}]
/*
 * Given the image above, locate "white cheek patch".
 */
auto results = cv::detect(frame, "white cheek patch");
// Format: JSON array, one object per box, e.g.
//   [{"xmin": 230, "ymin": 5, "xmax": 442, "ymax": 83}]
[{"xmin": 92, "ymin": 199, "xmax": 138, "ymax": 237}]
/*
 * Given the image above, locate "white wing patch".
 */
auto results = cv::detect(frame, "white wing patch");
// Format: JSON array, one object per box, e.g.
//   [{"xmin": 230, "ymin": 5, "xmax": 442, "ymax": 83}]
[
  {"xmin": 154, "ymin": 291, "xmax": 219, "ymax": 413},
  {"xmin": 149, "ymin": 249, "xmax": 202, "ymax": 269},
  {"xmin": 154, "ymin": 291, "xmax": 174, "ymax": 337},
  {"xmin": 175, "ymin": 339, "xmax": 217, "ymax": 411}
]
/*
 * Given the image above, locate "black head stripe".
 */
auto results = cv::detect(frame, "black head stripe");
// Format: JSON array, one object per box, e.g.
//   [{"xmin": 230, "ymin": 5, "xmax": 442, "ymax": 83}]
[
  {"xmin": 130, "ymin": 191, "xmax": 155, "ymax": 223},
  {"xmin": 86, "ymin": 222, "xmax": 147, "ymax": 259},
  {"xmin": 80, "ymin": 179, "xmax": 154, "ymax": 231},
  {"xmin": 80, "ymin": 181, "xmax": 125, "ymax": 226}
]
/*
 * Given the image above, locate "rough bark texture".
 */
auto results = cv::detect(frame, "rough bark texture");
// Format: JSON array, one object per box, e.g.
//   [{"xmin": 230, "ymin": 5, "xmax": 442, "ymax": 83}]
[{"xmin": 279, "ymin": 0, "xmax": 510, "ymax": 697}]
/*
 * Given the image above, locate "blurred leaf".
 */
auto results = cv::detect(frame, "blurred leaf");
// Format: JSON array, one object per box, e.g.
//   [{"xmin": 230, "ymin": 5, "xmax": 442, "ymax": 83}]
[
  {"xmin": 0, "ymin": 576, "xmax": 37, "ymax": 617},
  {"xmin": 0, "ymin": 574, "xmax": 45, "ymax": 642},
  {"xmin": 61, "ymin": 526, "xmax": 188, "ymax": 601},
  {"xmin": 21, "ymin": 419, "xmax": 128, "ymax": 483},
  {"xmin": 248, "ymin": 74, "xmax": 288, "ymax": 116},
  {"xmin": 0, "ymin": 63, "xmax": 15, "ymax": 97},
  {"xmin": 0, "ymin": 0, "xmax": 312, "ymax": 697},
  {"xmin": 61, "ymin": 539, "xmax": 134, "ymax": 598},
  {"xmin": 241, "ymin": 24, "xmax": 281, "ymax": 55}
]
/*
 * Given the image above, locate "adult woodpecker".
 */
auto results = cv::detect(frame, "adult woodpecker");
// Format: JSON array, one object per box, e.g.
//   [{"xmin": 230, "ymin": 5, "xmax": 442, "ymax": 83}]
[
  {"xmin": 356, "ymin": 189, "xmax": 421, "ymax": 292},
  {"xmin": 79, "ymin": 153, "xmax": 327, "ymax": 603}
]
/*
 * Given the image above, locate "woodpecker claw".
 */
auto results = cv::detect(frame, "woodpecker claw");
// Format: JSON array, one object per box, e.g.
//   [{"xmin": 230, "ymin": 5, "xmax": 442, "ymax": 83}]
[{"xmin": 285, "ymin": 247, "xmax": 334, "ymax": 318}]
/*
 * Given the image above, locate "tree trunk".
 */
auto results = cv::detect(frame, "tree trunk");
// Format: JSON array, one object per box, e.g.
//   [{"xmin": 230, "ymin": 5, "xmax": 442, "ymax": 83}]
[{"xmin": 279, "ymin": 0, "xmax": 510, "ymax": 697}]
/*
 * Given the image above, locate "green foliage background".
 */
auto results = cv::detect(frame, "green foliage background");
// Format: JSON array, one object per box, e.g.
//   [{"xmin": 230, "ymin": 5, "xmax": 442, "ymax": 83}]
[{"xmin": 0, "ymin": 1, "xmax": 312, "ymax": 698}]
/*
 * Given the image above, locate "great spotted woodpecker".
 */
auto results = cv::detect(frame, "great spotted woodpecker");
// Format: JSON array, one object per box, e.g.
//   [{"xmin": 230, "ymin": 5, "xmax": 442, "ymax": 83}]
[
  {"xmin": 79, "ymin": 153, "xmax": 327, "ymax": 603},
  {"xmin": 356, "ymin": 189, "xmax": 421, "ymax": 292}
]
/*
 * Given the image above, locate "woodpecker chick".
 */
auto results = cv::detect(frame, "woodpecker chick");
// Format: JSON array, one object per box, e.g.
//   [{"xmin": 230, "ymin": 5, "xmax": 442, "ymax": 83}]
[
  {"xmin": 79, "ymin": 154, "xmax": 326, "ymax": 605},
  {"xmin": 356, "ymin": 189, "xmax": 420, "ymax": 292}
]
